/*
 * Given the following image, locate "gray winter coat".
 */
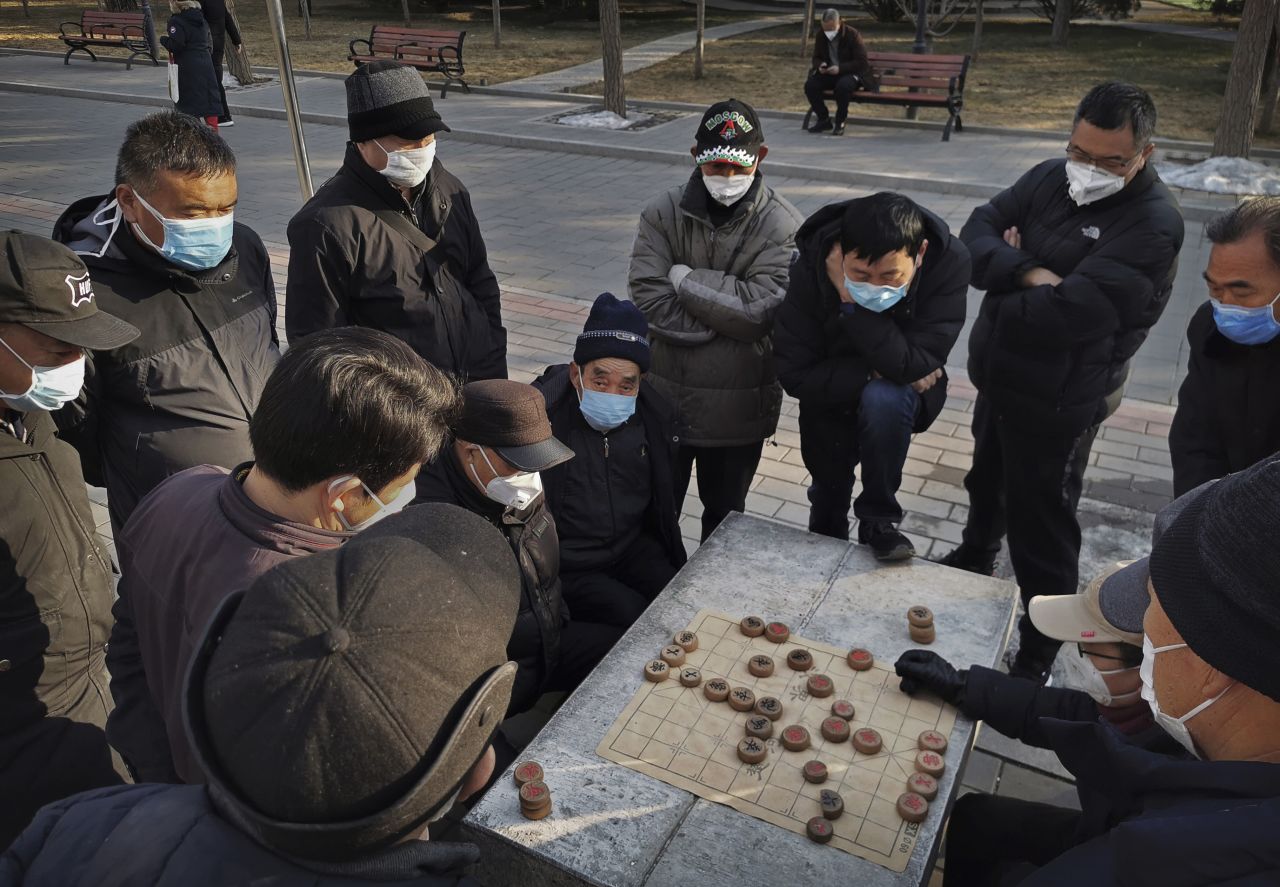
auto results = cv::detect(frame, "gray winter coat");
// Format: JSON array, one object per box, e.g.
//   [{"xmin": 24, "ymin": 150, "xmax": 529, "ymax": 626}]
[{"xmin": 629, "ymin": 172, "xmax": 802, "ymax": 447}]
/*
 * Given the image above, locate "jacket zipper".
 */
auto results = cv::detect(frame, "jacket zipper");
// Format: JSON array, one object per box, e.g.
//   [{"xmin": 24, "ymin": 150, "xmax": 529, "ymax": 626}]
[{"xmin": 603, "ymin": 432, "xmax": 614, "ymax": 538}]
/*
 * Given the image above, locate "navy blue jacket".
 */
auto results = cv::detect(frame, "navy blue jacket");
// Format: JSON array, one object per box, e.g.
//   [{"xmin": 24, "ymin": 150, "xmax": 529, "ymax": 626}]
[
  {"xmin": 1, "ymin": 785, "xmax": 482, "ymax": 886},
  {"xmin": 1022, "ymin": 720, "xmax": 1280, "ymax": 886}
]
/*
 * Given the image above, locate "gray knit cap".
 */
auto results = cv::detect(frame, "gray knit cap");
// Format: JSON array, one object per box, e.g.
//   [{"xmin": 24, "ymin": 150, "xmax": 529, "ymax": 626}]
[{"xmin": 345, "ymin": 60, "xmax": 451, "ymax": 142}]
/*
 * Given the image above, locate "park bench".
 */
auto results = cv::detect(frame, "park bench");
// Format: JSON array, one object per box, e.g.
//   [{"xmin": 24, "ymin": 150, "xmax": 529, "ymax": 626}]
[
  {"xmin": 349, "ymin": 26, "xmax": 470, "ymax": 98},
  {"xmin": 803, "ymin": 51, "xmax": 970, "ymax": 142},
  {"xmin": 60, "ymin": 10, "xmax": 156, "ymax": 69}
]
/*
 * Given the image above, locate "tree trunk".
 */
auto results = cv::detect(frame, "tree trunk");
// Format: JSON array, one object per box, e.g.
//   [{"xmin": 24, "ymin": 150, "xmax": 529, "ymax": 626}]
[
  {"xmin": 21, "ymin": 0, "xmax": 30, "ymax": 18},
  {"xmin": 694, "ymin": 0, "xmax": 705, "ymax": 79},
  {"xmin": 299, "ymin": 0, "xmax": 311, "ymax": 40},
  {"xmin": 971, "ymin": 0, "xmax": 984, "ymax": 62},
  {"xmin": 401, "ymin": 0, "xmax": 413, "ymax": 27},
  {"xmin": 223, "ymin": 0, "xmax": 261, "ymax": 85},
  {"xmin": 800, "ymin": 0, "xmax": 814, "ymax": 57},
  {"xmin": 1260, "ymin": 18, "xmax": 1280, "ymax": 134},
  {"xmin": 1213, "ymin": 0, "xmax": 1279, "ymax": 157},
  {"xmin": 493, "ymin": 0, "xmax": 502, "ymax": 48},
  {"xmin": 1051, "ymin": 0, "xmax": 1070, "ymax": 46},
  {"xmin": 599, "ymin": 0, "xmax": 625, "ymax": 117}
]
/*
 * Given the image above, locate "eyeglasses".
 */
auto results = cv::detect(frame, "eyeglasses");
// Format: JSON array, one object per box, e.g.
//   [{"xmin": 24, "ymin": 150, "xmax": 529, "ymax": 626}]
[
  {"xmin": 1065, "ymin": 145, "xmax": 1141, "ymax": 176},
  {"xmin": 1077, "ymin": 643, "xmax": 1141, "ymax": 667}
]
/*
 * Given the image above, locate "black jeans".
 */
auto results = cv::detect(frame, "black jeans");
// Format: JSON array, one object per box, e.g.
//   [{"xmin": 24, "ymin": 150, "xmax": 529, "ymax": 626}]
[
  {"xmin": 804, "ymin": 71, "xmax": 861, "ymax": 124},
  {"xmin": 801, "ymin": 379, "xmax": 922, "ymax": 541},
  {"xmin": 507, "ymin": 619, "xmax": 623, "ymax": 718},
  {"xmin": 673, "ymin": 441, "xmax": 765, "ymax": 542},
  {"xmin": 943, "ymin": 793, "xmax": 1082, "ymax": 887},
  {"xmin": 211, "ymin": 41, "xmax": 230, "ymax": 120},
  {"xmin": 960, "ymin": 393, "xmax": 1101, "ymax": 659},
  {"xmin": 560, "ymin": 531, "xmax": 680, "ymax": 630}
]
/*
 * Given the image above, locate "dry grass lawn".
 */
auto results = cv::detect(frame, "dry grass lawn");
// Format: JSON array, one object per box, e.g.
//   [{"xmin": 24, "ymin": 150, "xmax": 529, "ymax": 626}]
[
  {"xmin": 581, "ymin": 17, "xmax": 1270, "ymax": 146},
  {"xmin": 0, "ymin": 0, "xmax": 748, "ymax": 83}
]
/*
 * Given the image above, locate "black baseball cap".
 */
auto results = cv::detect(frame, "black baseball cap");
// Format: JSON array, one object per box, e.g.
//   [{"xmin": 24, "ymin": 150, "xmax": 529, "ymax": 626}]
[
  {"xmin": 694, "ymin": 99, "xmax": 765, "ymax": 168},
  {"xmin": 0, "ymin": 231, "xmax": 138, "ymax": 350},
  {"xmin": 454, "ymin": 379, "xmax": 574, "ymax": 472}
]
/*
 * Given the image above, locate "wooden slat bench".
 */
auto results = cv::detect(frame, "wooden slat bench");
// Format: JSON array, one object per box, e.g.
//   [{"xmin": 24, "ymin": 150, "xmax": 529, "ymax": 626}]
[
  {"xmin": 60, "ymin": 11, "xmax": 156, "ymax": 69},
  {"xmin": 349, "ymin": 26, "xmax": 470, "ymax": 98},
  {"xmin": 803, "ymin": 51, "xmax": 970, "ymax": 142}
]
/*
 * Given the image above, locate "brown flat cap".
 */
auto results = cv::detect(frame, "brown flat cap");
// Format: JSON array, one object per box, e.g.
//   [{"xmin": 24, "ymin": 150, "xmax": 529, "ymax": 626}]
[{"xmin": 455, "ymin": 380, "xmax": 573, "ymax": 472}]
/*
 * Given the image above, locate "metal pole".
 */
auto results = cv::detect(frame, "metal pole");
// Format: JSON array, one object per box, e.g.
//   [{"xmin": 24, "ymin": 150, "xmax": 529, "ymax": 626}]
[
  {"xmin": 264, "ymin": 0, "xmax": 314, "ymax": 199},
  {"xmin": 800, "ymin": 0, "xmax": 814, "ymax": 57},
  {"xmin": 140, "ymin": 0, "xmax": 159, "ymax": 64},
  {"xmin": 493, "ymin": 0, "xmax": 502, "ymax": 48},
  {"xmin": 694, "ymin": 0, "xmax": 705, "ymax": 79},
  {"xmin": 913, "ymin": 0, "xmax": 929, "ymax": 53}
]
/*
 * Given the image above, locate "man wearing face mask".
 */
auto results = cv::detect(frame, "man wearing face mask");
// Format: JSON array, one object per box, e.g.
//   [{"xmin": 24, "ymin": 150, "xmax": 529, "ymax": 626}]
[
  {"xmin": 630, "ymin": 99, "xmax": 802, "ymax": 542},
  {"xmin": 104, "ymin": 327, "xmax": 460, "ymax": 784},
  {"xmin": 286, "ymin": 61, "xmax": 506, "ymax": 382},
  {"xmin": 0, "ymin": 233, "xmax": 139, "ymax": 847},
  {"xmin": 532, "ymin": 293, "xmax": 687, "ymax": 630},
  {"xmin": 53, "ymin": 111, "xmax": 280, "ymax": 537},
  {"xmin": 804, "ymin": 9, "xmax": 877, "ymax": 136},
  {"xmin": 3, "ymin": 508, "xmax": 521, "ymax": 886},
  {"xmin": 935, "ymin": 82, "xmax": 1185, "ymax": 685},
  {"xmin": 1170, "ymin": 198, "xmax": 1280, "ymax": 497},
  {"xmin": 415, "ymin": 380, "xmax": 622, "ymax": 720},
  {"xmin": 895, "ymin": 556, "xmax": 1177, "ymax": 886},
  {"xmin": 970, "ymin": 458, "xmax": 1280, "ymax": 885},
  {"xmin": 774, "ymin": 192, "xmax": 968, "ymax": 559}
]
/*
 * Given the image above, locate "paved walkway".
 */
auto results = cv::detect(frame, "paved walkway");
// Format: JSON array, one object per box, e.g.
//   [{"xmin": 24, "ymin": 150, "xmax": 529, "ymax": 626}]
[{"xmin": 502, "ymin": 15, "xmax": 799, "ymax": 93}]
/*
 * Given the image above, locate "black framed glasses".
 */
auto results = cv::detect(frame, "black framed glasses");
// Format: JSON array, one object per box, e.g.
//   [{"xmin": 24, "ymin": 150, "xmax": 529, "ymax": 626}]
[
  {"xmin": 1065, "ymin": 145, "xmax": 1140, "ymax": 176},
  {"xmin": 1076, "ymin": 643, "xmax": 1141, "ymax": 668}
]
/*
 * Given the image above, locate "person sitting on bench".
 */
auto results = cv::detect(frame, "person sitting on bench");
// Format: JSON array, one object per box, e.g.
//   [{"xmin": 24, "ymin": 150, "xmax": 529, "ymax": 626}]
[{"xmin": 804, "ymin": 9, "xmax": 877, "ymax": 136}]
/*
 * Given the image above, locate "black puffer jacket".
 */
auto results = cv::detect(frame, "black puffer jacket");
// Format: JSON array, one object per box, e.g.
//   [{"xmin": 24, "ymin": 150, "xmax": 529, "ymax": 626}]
[
  {"xmin": 0, "ymin": 410, "xmax": 125, "ymax": 848},
  {"xmin": 53, "ymin": 195, "xmax": 280, "ymax": 533},
  {"xmin": 533, "ymin": 365, "xmax": 687, "ymax": 572},
  {"xmin": 1169, "ymin": 300, "xmax": 1280, "ymax": 497},
  {"xmin": 286, "ymin": 145, "xmax": 506, "ymax": 381},
  {"xmin": 0, "ymin": 784, "xmax": 482, "ymax": 885},
  {"xmin": 772, "ymin": 200, "xmax": 969, "ymax": 431},
  {"xmin": 962, "ymin": 159, "xmax": 1184, "ymax": 434},
  {"xmin": 414, "ymin": 447, "xmax": 566, "ymax": 716},
  {"xmin": 161, "ymin": 8, "xmax": 221, "ymax": 119}
]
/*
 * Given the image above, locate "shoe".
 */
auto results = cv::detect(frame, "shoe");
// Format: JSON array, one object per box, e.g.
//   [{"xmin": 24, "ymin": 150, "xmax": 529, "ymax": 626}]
[
  {"xmin": 857, "ymin": 522, "xmax": 916, "ymax": 561},
  {"xmin": 217, "ymin": 117, "xmax": 235, "ymax": 127},
  {"xmin": 831, "ymin": 123, "xmax": 846, "ymax": 136},
  {"xmin": 932, "ymin": 543, "xmax": 997, "ymax": 576},
  {"xmin": 808, "ymin": 118, "xmax": 833, "ymax": 133},
  {"xmin": 1007, "ymin": 647, "xmax": 1055, "ymax": 685}
]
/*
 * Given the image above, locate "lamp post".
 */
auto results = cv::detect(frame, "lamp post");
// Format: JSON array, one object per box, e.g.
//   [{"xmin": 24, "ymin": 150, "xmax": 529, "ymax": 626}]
[{"xmin": 913, "ymin": 0, "xmax": 929, "ymax": 54}]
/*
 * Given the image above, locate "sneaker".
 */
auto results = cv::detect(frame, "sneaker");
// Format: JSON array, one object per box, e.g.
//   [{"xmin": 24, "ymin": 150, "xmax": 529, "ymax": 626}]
[
  {"xmin": 808, "ymin": 117, "xmax": 833, "ymax": 133},
  {"xmin": 932, "ymin": 544, "xmax": 997, "ymax": 576},
  {"xmin": 857, "ymin": 522, "xmax": 916, "ymax": 561},
  {"xmin": 1008, "ymin": 647, "xmax": 1055, "ymax": 685},
  {"xmin": 218, "ymin": 116, "xmax": 235, "ymax": 127},
  {"xmin": 831, "ymin": 123, "xmax": 846, "ymax": 136}
]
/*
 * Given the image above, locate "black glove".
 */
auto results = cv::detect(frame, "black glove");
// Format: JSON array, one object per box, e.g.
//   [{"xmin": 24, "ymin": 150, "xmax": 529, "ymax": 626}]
[{"xmin": 894, "ymin": 650, "xmax": 968, "ymax": 707}]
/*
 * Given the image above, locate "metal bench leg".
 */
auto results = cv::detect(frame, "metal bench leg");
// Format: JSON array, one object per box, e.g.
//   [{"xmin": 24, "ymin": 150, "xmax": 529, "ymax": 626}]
[
  {"xmin": 802, "ymin": 109, "xmax": 813, "ymax": 130},
  {"xmin": 439, "ymin": 80, "xmax": 449, "ymax": 99},
  {"xmin": 941, "ymin": 110, "xmax": 956, "ymax": 142}
]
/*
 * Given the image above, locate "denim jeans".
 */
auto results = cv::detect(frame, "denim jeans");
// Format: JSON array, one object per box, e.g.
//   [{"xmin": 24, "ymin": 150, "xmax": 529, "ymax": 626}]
[{"xmin": 800, "ymin": 378, "xmax": 922, "ymax": 540}]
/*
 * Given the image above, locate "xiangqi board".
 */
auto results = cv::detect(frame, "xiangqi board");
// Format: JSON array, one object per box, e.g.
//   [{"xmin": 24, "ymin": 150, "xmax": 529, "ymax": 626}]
[{"xmin": 596, "ymin": 610, "xmax": 958, "ymax": 872}]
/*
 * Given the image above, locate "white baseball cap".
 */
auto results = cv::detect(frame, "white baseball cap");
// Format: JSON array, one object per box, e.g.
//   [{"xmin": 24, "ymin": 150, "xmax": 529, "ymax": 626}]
[{"xmin": 1028, "ymin": 560, "xmax": 1146, "ymax": 647}]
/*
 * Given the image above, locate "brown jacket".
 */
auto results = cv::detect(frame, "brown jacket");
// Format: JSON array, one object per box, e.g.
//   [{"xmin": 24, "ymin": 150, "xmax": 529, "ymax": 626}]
[
  {"xmin": 106, "ymin": 464, "xmax": 351, "ymax": 783},
  {"xmin": 809, "ymin": 23, "xmax": 876, "ymax": 86}
]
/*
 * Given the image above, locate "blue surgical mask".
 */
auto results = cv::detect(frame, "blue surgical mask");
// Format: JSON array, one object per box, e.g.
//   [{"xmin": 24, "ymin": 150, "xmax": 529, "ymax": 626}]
[
  {"xmin": 843, "ymin": 253, "xmax": 921, "ymax": 313},
  {"xmin": 576, "ymin": 366, "xmax": 637, "ymax": 433},
  {"xmin": 328, "ymin": 475, "xmax": 415, "ymax": 532},
  {"xmin": 1211, "ymin": 291, "xmax": 1280, "ymax": 346},
  {"xmin": 131, "ymin": 190, "xmax": 234, "ymax": 272},
  {"xmin": 0, "ymin": 336, "xmax": 85, "ymax": 412}
]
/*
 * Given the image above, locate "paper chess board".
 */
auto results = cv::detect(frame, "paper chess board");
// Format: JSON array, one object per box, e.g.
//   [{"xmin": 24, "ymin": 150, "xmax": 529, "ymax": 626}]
[{"xmin": 596, "ymin": 610, "xmax": 958, "ymax": 872}]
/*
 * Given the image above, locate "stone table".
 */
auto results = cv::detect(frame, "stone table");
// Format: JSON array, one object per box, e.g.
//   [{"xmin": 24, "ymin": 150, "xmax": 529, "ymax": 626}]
[{"xmin": 463, "ymin": 513, "xmax": 1019, "ymax": 886}]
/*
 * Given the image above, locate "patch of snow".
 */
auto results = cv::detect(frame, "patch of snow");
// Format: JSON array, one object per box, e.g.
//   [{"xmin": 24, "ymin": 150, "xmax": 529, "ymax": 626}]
[
  {"xmin": 557, "ymin": 109, "xmax": 652, "ymax": 130},
  {"xmin": 1157, "ymin": 156, "xmax": 1280, "ymax": 196}
]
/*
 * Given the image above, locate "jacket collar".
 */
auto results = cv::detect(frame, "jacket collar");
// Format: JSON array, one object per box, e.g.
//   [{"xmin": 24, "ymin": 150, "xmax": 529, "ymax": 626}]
[
  {"xmin": 0, "ymin": 407, "xmax": 46, "ymax": 456},
  {"xmin": 216, "ymin": 462, "xmax": 353, "ymax": 554},
  {"xmin": 679, "ymin": 168, "xmax": 764, "ymax": 228},
  {"xmin": 282, "ymin": 833, "xmax": 481, "ymax": 880}
]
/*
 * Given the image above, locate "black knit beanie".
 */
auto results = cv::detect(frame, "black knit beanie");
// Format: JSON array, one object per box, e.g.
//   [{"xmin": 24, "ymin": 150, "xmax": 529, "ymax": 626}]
[
  {"xmin": 345, "ymin": 60, "xmax": 451, "ymax": 142},
  {"xmin": 1149, "ymin": 455, "xmax": 1280, "ymax": 703},
  {"xmin": 573, "ymin": 292, "xmax": 650, "ymax": 373}
]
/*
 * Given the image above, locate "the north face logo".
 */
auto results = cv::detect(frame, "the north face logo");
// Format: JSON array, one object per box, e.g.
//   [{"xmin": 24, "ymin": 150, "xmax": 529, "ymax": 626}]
[
  {"xmin": 66, "ymin": 272, "xmax": 94, "ymax": 308},
  {"xmin": 719, "ymin": 120, "xmax": 737, "ymax": 141}
]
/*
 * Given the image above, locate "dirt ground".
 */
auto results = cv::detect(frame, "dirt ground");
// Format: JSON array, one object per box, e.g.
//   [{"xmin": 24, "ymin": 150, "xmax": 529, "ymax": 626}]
[
  {"xmin": 0, "ymin": 0, "xmax": 748, "ymax": 83},
  {"xmin": 580, "ymin": 16, "xmax": 1267, "ymax": 146}
]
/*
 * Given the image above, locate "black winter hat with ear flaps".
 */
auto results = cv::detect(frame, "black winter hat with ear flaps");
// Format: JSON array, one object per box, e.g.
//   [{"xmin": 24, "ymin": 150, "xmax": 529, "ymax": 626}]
[{"xmin": 184, "ymin": 503, "xmax": 522, "ymax": 861}]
